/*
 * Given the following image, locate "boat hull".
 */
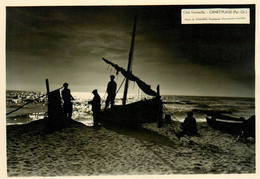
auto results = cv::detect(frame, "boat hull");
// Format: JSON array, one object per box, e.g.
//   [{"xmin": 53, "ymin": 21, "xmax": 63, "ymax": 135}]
[
  {"xmin": 206, "ymin": 117, "xmax": 244, "ymax": 135},
  {"xmin": 99, "ymin": 98, "xmax": 162, "ymax": 127}
]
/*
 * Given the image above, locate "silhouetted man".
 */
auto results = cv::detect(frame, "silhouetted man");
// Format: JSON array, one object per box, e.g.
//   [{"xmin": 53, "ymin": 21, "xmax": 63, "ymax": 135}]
[
  {"xmin": 62, "ymin": 83, "xmax": 74, "ymax": 119},
  {"xmin": 105, "ymin": 75, "xmax": 117, "ymax": 109},
  {"xmin": 88, "ymin": 89, "xmax": 101, "ymax": 126},
  {"xmin": 177, "ymin": 112, "xmax": 198, "ymax": 139}
]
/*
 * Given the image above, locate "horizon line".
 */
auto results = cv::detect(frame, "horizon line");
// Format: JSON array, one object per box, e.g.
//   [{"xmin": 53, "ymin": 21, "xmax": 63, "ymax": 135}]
[{"xmin": 6, "ymin": 89, "xmax": 255, "ymax": 99}]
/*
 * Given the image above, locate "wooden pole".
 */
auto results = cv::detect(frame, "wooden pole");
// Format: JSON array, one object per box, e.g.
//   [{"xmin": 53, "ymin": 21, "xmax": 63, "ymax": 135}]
[
  {"xmin": 46, "ymin": 79, "xmax": 50, "ymax": 94},
  {"xmin": 122, "ymin": 13, "xmax": 137, "ymax": 105},
  {"xmin": 156, "ymin": 84, "xmax": 163, "ymax": 128},
  {"xmin": 157, "ymin": 85, "xmax": 160, "ymax": 97},
  {"xmin": 45, "ymin": 79, "xmax": 50, "ymax": 117}
]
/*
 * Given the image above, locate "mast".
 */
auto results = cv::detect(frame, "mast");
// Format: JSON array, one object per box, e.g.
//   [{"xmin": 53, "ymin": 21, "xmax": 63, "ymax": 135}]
[{"xmin": 122, "ymin": 13, "xmax": 137, "ymax": 105}]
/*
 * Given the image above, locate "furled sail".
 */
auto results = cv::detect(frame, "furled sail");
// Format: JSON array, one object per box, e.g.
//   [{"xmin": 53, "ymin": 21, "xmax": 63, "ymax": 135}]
[{"xmin": 103, "ymin": 58, "xmax": 158, "ymax": 97}]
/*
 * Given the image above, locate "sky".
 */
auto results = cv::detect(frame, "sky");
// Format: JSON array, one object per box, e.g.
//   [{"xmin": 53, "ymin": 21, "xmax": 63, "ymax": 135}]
[{"xmin": 6, "ymin": 5, "xmax": 255, "ymax": 97}]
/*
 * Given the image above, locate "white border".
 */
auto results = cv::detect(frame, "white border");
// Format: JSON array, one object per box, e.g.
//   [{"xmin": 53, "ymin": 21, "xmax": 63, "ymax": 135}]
[{"xmin": 1, "ymin": 1, "xmax": 259, "ymax": 179}]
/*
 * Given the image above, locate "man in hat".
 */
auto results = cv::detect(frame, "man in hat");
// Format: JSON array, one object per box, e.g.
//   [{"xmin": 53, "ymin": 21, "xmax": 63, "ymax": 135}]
[
  {"xmin": 105, "ymin": 75, "xmax": 117, "ymax": 109},
  {"xmin": 62, "ymin": 83, "xmax": 75, "ymax": 119},
  {"xmin": 88, "ymin": 89, "xmax": 101, "ymax": 126}
]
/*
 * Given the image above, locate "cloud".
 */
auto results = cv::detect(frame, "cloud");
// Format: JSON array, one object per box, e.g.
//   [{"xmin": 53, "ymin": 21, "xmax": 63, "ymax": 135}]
[{"xmin": 6, "ymin": 6, "xmax": 255, "ymax": 97}]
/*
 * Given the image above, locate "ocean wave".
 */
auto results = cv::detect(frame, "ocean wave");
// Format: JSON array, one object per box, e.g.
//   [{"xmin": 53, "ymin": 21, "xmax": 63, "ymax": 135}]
[{"xmin": 6, "ymin": 91, "xmax": 255, "ymax": 125}]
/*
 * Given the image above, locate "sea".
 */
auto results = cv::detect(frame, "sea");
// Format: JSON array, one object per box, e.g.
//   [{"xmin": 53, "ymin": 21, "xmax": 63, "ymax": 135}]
[{"xmin": 6, "ymin": 90, "xmax": 255, "ymax": 126}]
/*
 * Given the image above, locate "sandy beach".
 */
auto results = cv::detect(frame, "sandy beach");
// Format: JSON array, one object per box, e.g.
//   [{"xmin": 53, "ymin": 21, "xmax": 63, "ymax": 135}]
[
  {"xmin": 6, "ymin": 118, "xmax": 255, "ymax": 177},
  {"xmin": 4, "ymin": 3, "xmax": 257, "ymax": 179}
]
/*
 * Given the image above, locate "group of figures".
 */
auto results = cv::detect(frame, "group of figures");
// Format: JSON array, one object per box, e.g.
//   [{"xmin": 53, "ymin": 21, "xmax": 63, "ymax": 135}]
[
  {"xmin": 60, "ymin": 74, "xmax": 200, "ymax": 133},
  {"xmin": 61, "ymin": 75, "xmax": 117, "ymax": 127}
]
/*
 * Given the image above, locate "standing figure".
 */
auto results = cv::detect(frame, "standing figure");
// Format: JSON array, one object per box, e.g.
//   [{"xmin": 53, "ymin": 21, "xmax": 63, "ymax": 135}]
[
  {"xmin": 89, "ymin": 89, "xmax": 101, "ymax": 126},
  {"xmin": 62, "ymin": 83, "xmax": 74, "ymax": 119},
  {"xmin": 105, "ymin": 75, "xmax": 117, "ymax": 109}
]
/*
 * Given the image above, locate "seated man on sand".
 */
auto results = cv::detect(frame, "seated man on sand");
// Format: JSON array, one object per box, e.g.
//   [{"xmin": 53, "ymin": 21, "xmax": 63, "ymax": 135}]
[{"xmin": 177, "ymin": 112, "xmax": 198, "ymax": 138}]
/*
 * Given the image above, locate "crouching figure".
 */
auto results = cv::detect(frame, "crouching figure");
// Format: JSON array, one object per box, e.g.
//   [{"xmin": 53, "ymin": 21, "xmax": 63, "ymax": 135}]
[{"xmin": 177, "ymin": 112, "xmax": 198, "ymax": 139}]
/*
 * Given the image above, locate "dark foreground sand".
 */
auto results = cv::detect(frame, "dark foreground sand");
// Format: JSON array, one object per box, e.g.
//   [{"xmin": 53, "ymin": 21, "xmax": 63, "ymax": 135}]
[{"xmin": 6, "ymin": 119, "xmax": 255, "ymax": 176}]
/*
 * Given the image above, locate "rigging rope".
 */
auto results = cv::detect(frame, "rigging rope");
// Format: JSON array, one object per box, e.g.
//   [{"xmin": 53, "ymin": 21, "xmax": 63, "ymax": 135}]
[
  {"xmin": 162, "ymin": 103, "xmax": 182, "ymax": 123},
  {"xmin": 138, "ymin": 87, "xmax": 140, "ymax": 100},
  {"xmin": 116, "ymin": 77, "xmax": 126, "ymax": 94},
  {"xmin": 6, "ymin": 93, "xmax": 47, "ymax": 116},
  {"xmin": 6, "ymin": 87, "xmax": 63, "ymax": 116},
  {"xmin": 110, "ymin": 66, "xmax": 113, "ymax": 74}
]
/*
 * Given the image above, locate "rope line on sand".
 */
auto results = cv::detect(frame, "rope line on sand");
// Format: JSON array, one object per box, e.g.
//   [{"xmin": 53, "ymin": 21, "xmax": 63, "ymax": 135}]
[
  {"xmin": 164, "ymin": 119, "xmax": 220, "ymax": 152},
  {"xmin": 161, "ymin": 103, "xmax": 211, "ymax": 150},
  {"xmin": 144, "ymin": 143, "xmax": 177, "ymax": 172}
]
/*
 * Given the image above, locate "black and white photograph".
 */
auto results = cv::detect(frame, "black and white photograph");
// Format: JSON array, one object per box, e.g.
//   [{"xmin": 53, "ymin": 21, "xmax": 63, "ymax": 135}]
[{"xmin": 4, "ymin": 3, "xmax": 257, "ymax": 177}]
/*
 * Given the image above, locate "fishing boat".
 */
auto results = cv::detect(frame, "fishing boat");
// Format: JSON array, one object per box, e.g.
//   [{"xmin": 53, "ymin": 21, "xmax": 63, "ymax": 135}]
[
  {"xmin": 6, "ymin": 14, "xmax": 162, "ymax": 128},
  {"xmin": 194, "ymin": 109, "xmax": 245, "ymax": 134},
  {"xmin": 206, "ymin": 116, "xmax": 245, "ymax": 135},
  {"xmin": 206, "ymin": 114, "xmax": 255, "ymax": 138},
  {"xmin": 98, "ymin": 14, "xmax": 163, "ymax": 127}
]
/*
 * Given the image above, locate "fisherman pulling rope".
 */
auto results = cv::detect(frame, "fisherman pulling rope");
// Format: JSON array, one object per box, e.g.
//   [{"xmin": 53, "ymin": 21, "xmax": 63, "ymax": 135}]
[{"xmin": 162, "ymin": 103, "xmax": 223, "ymax": 153}]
